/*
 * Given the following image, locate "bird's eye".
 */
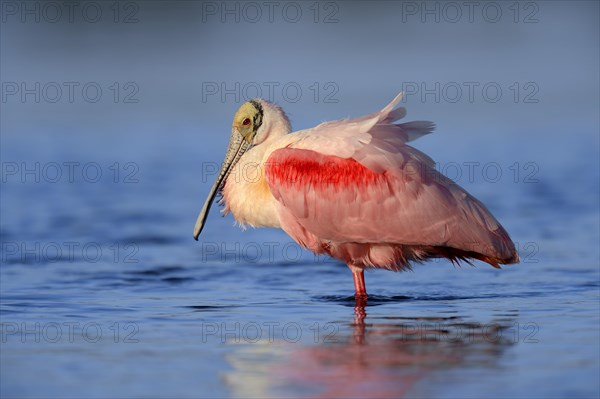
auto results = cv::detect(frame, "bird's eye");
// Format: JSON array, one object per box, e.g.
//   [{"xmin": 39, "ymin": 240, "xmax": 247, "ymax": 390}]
[{"xmin": 242, "ymin": 118, "xmax": 251, "ymax": 126}]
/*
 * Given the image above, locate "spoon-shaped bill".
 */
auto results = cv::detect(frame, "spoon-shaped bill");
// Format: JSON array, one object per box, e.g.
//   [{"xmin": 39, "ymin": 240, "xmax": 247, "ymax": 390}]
[{"xmin": 193, "ymin": 129, "xmax": 250, "ymax": 240}]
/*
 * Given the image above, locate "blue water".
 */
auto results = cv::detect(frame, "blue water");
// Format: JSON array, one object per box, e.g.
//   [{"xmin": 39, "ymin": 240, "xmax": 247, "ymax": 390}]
[{"xmin": 1, "ymin": 2, "xmax": 599, "ymax": 398}]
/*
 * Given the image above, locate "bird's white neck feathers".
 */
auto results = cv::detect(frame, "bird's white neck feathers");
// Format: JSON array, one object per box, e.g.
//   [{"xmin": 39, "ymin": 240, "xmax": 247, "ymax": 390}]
[{"xmin": 252, "ymin": 99, "xmax": 292, "ymax": 145}]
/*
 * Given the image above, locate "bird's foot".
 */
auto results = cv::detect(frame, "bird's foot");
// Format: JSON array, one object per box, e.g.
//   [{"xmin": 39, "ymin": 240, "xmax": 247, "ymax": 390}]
[
  {"xmin": 354, "ymin": 293, "xmax": 368, "ymax": 309},
  {"xmin": 354, "ymin": 292, "xmax": 368, "ymax": 299}
]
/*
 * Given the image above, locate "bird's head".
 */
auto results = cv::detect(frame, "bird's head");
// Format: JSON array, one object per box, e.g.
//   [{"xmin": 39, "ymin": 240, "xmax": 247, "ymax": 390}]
[
  {"xmin": 193, "ymin": 99, "xmax": 291, "ymax": 240},
  {"xmin": 232, "ymin": 99, "xmax": 291, "ymax": 146}
]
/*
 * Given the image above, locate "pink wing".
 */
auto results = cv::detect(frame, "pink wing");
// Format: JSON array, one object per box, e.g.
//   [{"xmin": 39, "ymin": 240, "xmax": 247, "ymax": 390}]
[{"xmin": 265, "ymin": 94, "xmax": 518, "ymax": 268}]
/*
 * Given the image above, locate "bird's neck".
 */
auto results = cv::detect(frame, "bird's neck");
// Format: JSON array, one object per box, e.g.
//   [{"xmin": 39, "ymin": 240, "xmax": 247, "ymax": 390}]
[{"xmin": 222, "ymin": 133, "xmax": 293, "ymax": 229}]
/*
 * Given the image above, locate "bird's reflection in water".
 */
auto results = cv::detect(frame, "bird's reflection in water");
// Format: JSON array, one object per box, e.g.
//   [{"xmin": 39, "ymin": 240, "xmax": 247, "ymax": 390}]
[{"xmin": 223, "ymin": 300, "xmax": 515, "ymax": 398}]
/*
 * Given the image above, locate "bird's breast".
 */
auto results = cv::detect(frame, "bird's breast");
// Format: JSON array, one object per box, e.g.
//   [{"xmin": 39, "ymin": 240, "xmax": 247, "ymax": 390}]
[{"xmin": 222, "ymin": 150, "xmax": 282, "ymax": 229}]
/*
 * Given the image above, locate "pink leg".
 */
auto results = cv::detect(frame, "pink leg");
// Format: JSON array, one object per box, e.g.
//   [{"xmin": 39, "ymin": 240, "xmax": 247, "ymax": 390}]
[
  {"xmin": 352, "ymin": 270, "xmax": 368, "ymax": 299},
  {"xmin": 353, "ymin": 270, "xmax": 368, "ymax": 316}
]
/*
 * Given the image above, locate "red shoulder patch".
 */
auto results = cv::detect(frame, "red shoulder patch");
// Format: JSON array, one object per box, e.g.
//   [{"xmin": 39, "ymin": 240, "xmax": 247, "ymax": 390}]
[{"xmin": 265, "ymin": 148, "xmax": 384, "ymax": 189}]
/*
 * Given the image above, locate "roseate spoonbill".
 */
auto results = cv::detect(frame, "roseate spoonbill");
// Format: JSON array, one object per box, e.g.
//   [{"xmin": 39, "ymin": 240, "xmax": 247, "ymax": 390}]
[{"xmin": 193, "ymin": 92, "xmax": 519, "ymax": 299}]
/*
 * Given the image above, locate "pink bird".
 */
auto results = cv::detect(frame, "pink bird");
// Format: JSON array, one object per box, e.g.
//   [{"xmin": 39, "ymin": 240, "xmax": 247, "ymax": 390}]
[{"xmin": 194, "ymin": 93, "xmax": 519, "ymax": 300}]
